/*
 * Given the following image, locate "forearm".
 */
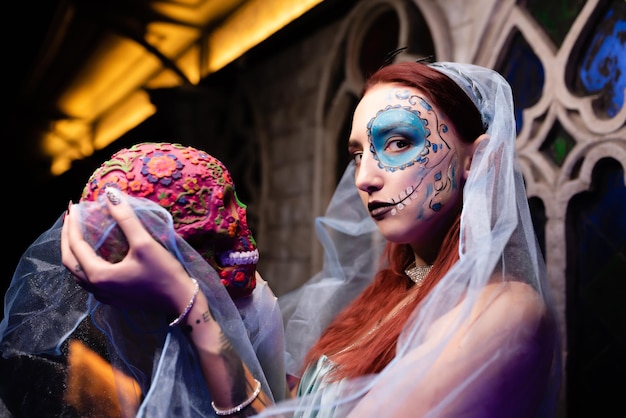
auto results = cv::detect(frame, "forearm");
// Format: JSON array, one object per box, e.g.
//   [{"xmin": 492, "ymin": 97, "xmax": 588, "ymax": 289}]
[{"xmin": 179, "ymin": 291, "xmax": 271, "ymax": 416}]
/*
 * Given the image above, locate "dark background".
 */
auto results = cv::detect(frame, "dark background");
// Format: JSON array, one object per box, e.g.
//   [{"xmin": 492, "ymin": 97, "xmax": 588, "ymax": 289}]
[{"xmin": 4, "ymin": 2, "xmax": 76, "ymax": 298}]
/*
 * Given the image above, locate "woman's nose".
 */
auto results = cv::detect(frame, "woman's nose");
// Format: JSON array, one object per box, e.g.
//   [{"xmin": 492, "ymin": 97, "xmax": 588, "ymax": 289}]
[{"xmin": 355, "ymin": 153, "xmax": 383, "ymax": 194}]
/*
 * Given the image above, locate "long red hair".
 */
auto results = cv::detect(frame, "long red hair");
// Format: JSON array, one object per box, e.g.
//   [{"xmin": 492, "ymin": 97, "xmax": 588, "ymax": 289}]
[
  {"xmin": 302, "ymin": 214, "xmax": 462, "ymax": 379},
  {"xmin": 302, "ymin": 62, "xmax": 484, "ymax": 380}
]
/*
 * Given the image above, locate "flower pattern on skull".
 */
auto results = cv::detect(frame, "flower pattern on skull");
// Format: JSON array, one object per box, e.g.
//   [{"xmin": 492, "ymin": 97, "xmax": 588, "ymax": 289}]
[{"xmin": 81, "ymin": 142, "xmax": 259, "ymax": 298}]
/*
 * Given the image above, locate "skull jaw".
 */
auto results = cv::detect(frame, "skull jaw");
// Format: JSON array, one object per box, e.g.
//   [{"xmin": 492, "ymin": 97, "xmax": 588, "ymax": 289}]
[{"xmin": 216, "ymin": 263, "xmax": 258, "ymax": 298}]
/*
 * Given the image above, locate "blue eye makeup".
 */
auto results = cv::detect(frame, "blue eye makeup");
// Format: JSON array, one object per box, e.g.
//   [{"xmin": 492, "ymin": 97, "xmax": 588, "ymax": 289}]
[{"xmin": 368, "ymin": 106, "xmax": 430, "ymax": 169}]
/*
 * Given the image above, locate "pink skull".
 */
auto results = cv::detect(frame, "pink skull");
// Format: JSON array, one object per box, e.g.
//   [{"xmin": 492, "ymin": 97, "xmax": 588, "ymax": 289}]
[{"xmin": 80, "ymin": 142, "xmax": 259, "ymax": 298}]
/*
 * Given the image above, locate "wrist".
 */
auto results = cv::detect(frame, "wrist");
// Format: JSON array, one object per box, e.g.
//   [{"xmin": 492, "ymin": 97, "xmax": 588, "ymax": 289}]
[
  {"xmin": 179, "ymin": 293, "xmax": 223, "ymax": 351},
  {"xmin": 168, "ymin": 278, "xmax": 199, "ymax": 327}
]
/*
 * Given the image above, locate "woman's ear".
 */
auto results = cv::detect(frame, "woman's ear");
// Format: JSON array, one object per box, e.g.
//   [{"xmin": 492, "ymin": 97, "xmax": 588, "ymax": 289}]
[{"xmin": 463, "ymin": 134, "xmax": 489, "ymax": 178}]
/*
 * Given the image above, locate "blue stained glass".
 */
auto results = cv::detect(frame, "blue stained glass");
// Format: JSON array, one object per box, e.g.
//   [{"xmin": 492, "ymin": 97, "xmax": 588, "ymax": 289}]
[
  {"xmin": 499, "ymin": 32, "xmax": 545, "ymax": 134},
  {"xmin": 568, "ymin": 158, "xmax": 626, "ymax": 417},
  {"xmin": 575, "ymin": 161, "xmax": 626, "ymax": 285},
  {"xmin": 580, "ymin": 2, "xmax": 626, "ymax": 118}
]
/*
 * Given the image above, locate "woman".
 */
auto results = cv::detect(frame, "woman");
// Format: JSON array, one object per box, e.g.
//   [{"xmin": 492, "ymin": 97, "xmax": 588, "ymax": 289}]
[
  {"xmin": 278, "ymin": 62, "xmax": 561, "ymax": 418},
  {"xmin": 60, "ymin": 61, "xmax": 561, "ymax": 416},
  {"xmin": 265, "ymin": 61, "xmax": 561, "ymax": 416}
]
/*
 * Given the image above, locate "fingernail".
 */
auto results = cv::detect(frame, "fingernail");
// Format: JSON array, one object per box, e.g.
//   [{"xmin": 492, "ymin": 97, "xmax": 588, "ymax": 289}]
[
  {"xmin": 105, "ymin": 187, "xmax": 122, "ymax": 205},
  {"xmin": 64, "ymin": 201, "xmax": 73, "ymax": 219}
]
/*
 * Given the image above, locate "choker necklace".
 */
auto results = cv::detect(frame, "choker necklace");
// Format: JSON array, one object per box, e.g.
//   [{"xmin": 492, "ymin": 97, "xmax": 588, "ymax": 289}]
[{"xmin": 404, "ymin": 263, "xmax": 432, "ymax": 286}]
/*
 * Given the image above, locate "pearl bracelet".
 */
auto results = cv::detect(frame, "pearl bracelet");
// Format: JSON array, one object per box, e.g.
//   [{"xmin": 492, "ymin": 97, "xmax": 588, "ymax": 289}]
[
  {"xmin": 211, "ymin": 378, "xmax": 261, "ymax": 416},
  {"xmin": 168, "ymin": 278, "xmax": 199, "ymax": 327}
]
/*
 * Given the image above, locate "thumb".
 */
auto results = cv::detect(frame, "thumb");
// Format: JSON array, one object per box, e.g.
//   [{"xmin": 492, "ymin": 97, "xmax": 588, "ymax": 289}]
[{"xmin": 103, "ymin": 187, "xmax": 154, "ymax": 248}]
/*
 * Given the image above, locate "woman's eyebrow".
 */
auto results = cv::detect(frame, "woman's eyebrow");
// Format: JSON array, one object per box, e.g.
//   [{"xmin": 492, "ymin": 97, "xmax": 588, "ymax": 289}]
[{"xmin": 347, "ymin": 139, "xmax": 363, "ymax": 150}]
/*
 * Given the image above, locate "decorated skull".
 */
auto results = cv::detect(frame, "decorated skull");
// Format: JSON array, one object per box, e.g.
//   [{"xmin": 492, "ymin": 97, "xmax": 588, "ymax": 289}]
[{"xmin": 80, "ymin": 142, "xmax": 259, "ymax": 298}]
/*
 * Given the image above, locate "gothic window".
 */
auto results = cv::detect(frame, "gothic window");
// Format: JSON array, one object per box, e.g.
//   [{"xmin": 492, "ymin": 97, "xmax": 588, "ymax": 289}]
[{"xmin": 321, "ymin": 1, "xmax": 626, "ymax": 416}]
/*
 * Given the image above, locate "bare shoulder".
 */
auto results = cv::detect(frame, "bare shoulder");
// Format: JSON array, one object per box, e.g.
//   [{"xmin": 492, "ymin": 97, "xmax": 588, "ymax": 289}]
[
  {"xmin": 351, "ymin": 278, "xmax": 558, "ymax": 417},
  {"xmin": 425, "ymin": 278, "xmax": 554, "ymax": 351},
  {"xmin": 470, "ymin": 279, "xmax": 551, "ymax": 340},
  {"xmin": 481, "ymin": 279, "xmax": 545, "ymax": 313}
]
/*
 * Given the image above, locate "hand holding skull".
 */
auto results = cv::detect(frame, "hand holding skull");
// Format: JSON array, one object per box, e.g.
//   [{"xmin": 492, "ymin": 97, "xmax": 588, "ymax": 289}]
[{"xmin": 62, "ymin": 187, "xmax": 198, "ymax": 315}]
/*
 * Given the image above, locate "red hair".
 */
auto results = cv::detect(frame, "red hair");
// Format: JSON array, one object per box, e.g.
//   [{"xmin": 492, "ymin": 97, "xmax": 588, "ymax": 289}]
[
  {"xmin": 302, "ymin": 62, "xmax": 483, "ymax": 380},
  {"xmin": 303, "ymin": 214, "xmax": 462, "ymax": 380}
]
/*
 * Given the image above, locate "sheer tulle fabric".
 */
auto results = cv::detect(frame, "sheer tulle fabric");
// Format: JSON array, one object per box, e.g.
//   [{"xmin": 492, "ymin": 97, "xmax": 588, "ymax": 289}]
[
  {"xmin": 0, "ymin": 197, "xmax": 286, "ymax": 417},
  {"xmin": 1, "ymin": 62, "xmax": 562, "ymax": 418}
]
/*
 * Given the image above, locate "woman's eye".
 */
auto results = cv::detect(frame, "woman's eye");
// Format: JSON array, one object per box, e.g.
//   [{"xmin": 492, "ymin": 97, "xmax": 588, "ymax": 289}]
[
  {"xmin": 385, "ymin": 138, "xmax": 411, "ymax": 152},
  {"xmin": 351, "ymin": 152, "xmax": 363, "ymax": 164}
]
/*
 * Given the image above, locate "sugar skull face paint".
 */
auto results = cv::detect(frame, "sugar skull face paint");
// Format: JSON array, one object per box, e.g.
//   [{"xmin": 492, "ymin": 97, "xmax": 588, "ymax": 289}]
[
  {"xmin": 350, "ymin": 83, "xmax": 471, "ymax": 246},
  {"xmin": 367, "ymin": 89, "xmax": 450, "ymax": 171}
]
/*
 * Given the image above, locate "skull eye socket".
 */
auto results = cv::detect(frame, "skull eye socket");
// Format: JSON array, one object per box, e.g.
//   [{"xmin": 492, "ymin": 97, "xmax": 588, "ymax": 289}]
[
  {"xmin": 222, "ymin": 187, "xmax": 237, "ymax": 213},
  {"xmin": 222, "ymin": 187, "xmax": 249, "ymax": 226}
]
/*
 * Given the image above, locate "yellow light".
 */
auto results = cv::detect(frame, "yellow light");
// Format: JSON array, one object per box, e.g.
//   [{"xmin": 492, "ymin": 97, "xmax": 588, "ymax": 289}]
[
  {"xmin": 92, "ymin": 90, "xmax": 156, "ymax": 151},
  {"xmin": 44, "ymin": 122, "xmax": 94, "ymax": 176},
  {"xmin": 48, "ymin": 92, "xmax": 156, "ymax": 176},
  {"xmin": 51, "ymin": 156, "xmax": 73, "ymax": 176},
  {"xmin": 206, "ymin": 0, "xmax": 324, "ymax": 73},
  {"xmin": 44, "ymin": 0, "xmax": 326, "ymax": 176},
  {"xmin": 57, "ymin": 34, "xmax": 156, "ymax": 119}
]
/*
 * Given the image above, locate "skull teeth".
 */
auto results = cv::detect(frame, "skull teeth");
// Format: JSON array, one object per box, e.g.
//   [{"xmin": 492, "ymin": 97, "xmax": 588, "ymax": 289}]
[{"xmin": 220, "ymin": 249, "xmax": 259, "ymax": 267}]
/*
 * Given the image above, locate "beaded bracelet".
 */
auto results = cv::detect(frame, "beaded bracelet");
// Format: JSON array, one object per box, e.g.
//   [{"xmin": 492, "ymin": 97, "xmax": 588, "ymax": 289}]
[
  {"xmin": 211, "ymin": 378, "xmax": 261, "ymax": 416},
  {"xmin": 168, "ymin": 278, "xmax": 199, "ymax": 327}
]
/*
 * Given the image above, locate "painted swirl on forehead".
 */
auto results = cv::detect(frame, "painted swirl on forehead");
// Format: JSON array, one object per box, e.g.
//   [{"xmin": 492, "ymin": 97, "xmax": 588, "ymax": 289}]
[{"xmin": 367, "ymin": 89, "xmax": 451, "ymax": 171}]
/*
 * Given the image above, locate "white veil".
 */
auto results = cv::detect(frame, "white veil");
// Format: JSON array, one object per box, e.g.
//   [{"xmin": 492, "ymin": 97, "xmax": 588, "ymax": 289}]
[
  {"xmin": 0, "ymin": 62, "xmax": 561, "ymax": 418},
  {"xmin": 0, "ymin": 195, "xmax": 287, "ymax": 417}
]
